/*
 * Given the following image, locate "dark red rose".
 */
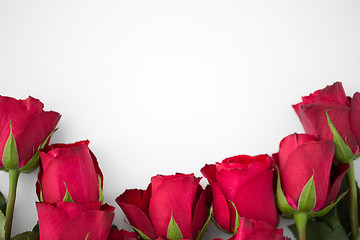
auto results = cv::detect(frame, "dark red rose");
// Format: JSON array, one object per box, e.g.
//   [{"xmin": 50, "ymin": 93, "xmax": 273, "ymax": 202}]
[
  {"xmin": 0, "ymin": 96, "xmax": 60, "ymax": 169},
  {"xmin": 116, "ymin": 173, "xmax": 211, "ymax": 240},
  {"xmin": 201, "ymin": 155, "xmax": 279, "ymax": 233},
  {"xmin": 293, "ymin": 82, "xmax": 360, "ymax": 153}
]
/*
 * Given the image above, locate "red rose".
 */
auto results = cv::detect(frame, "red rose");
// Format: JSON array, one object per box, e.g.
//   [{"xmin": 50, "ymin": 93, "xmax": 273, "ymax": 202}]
[
  {"xmin": 0, "ymin": 96, "xmax": 60, "ymax": 170},
  {"xmin": 214, "ymin": 217, "xmax": 290, "ymax": 240},
  {"xmin": 293, "ymin": 82, "xmax": 360, "ymax": 153},
  {"xmin": 201, "ymin": 155, "xmax": 279, "ymax": 233},
  {"xmin": 273, "ymin": 133, "xmax": 348, "ymax": 212},
  {"xmin": 116, "ymin": 173, "xmax": 211, "ymax": 240},
  {"xmin": 37, "ymin": 140, "xmax": 102, "ymax": 203},
  {"xmin": 36, "ymin": 141, "xmax": 114, "ymax": 240},
  {"xmin": 36, "ymin": 202, "xmax": 114, "ymax": 240}
]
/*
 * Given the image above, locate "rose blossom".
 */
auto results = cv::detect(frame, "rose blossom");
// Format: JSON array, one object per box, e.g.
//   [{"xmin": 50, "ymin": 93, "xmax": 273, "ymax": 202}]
[
  {"xmin": 0, "ymin": 95, "xmax": 60, "ymax": 169},
  {"xmin": 201, "ymin": 154, "xmax": 279, "ymax": 233},
  {"xmin": 37, "ymin": 140, "xmax": 102, "ymax": 203},
  {"xmin": 293, "ymin": 82, "xmax": 360, "ymax": 153},
  {"xmin": 116, "ymin": 173, "xmax": 211, "ymax": 240},
  {"xmin": 273, "ymin": 133, "xmax": 348, "ymax": 212},
  {"xmin": 36, "ymin": 141, "xmax": 114, "ymax": 240}
]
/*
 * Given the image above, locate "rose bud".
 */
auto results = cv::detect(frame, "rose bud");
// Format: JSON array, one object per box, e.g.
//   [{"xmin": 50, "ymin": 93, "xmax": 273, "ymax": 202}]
[
  {"xmin": 0, "ymin": 96, "xmax": 60, "ymax": 172},
  {"xmin": 201, "ymin": 155, "xmax": 279, "ymax": 233},
  {"xmin": 116, "ymin": 173, "xmax": 212, "ymax": 240},
  {"xmin": 213, "ymin": 217, "xmax": 290, "ymax": 240},
  {"xmin": 273, "ymin": 134, "xmax": 348, "ymax": 222},
  {"xmin": 37, "ymin": 140, "xmax": 103, "ymax": 203},
  {"xmin": 36, "ymin": 201, "xmax": 114, "ymax": 240},
  {"xmin": 293, "ymin": 82, "xmax": 360, "ymax": 158}
]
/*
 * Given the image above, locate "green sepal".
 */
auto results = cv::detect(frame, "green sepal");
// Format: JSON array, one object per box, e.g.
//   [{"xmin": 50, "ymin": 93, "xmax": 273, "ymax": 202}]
[
  {"xmin": 311, "ymin": 190, "xmax": 349, "ymax": 217},
  {"xmin": 0, "ymin": 191, "xmax": 6, "ymax": 216},
  {"xmin": 2, "ymin": 122, "xmax": 19, "ymax": 170},
  {"xmin": 84, "ymin": 232, "xmax": 91, "ymax": 240},
  {"xmin": 167, "ymin": 213, "xmax": 183, "ymax": 240},
  {"xmin": 196, "ymin": 205, "xmax": 213, "ymax": 240},
  {"xmin": 10, "ymin": 231, "xmax": 38, "ymax": 240},
  {"xmin": 326, "ymin": 112, "xmax": 354, "ymax": 163},
  {"xmin": 20, "ymin": 128, "xmax": 57, "ymax": 173},
  {"xmin": 274, "ymin": 165, "xmax": 296, "ymax": 215},
  {"xmin": 37, "ymin": 180, "xmax": 44, "ymax": 202},
  {"xmin": 230, "ymin": 201, "xmax": 240, "ymax": 234},
  {"xmin": 131, "ymin": 225, "xmax": 151, "ymax": 240},
  {"xmin": 0, "ymin": 210, "xmax": 5, "ymax": 240},
  {"xmin": 298, "ymin": 175, "xmax": 317, "ymax": 212},
  {"xmin": 98, "ymin": 174, "xmax": 103, "ymax": 204},
  {"xmin": 62, "ymin": 182, "xmax": 74, "ymax": 203}
]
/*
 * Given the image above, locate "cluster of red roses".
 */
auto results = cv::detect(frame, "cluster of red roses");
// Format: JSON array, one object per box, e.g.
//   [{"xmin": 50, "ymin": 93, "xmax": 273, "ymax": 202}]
[{"xmin": 0, "ymin": 82, "xmax": 359, "ymax": 240}]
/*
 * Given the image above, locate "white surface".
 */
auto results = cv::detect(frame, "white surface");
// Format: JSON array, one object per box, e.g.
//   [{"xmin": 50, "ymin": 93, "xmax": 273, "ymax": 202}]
[{"xmin": 0, "ymin": 1, "xmax": 360, "ymax": 239}]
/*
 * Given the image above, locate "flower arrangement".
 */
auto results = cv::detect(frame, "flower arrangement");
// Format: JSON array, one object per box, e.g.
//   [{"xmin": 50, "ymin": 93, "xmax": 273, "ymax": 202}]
[{"xmin": 0, "ymin": 82, "xmax": 359, "ymax": 240}]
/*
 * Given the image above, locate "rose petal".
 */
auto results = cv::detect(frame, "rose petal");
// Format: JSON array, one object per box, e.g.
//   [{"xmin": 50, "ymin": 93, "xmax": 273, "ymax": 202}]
[
  {"xmin": 192, "ymin": 185, "xmax": 211, "ymax": 239},
  {"xmin": 325, "ymin": 163, "xmax": 349, "ymax": 207},
  {"xmin": 36, "ymin": 202, "xmax": 70, "ymax": 240},
  {"xmin": 108, "ymin": 228, "xmax": 139, "ymax": 240},
  {"xmin": 232, "ymin": 169, "xmax": 279, "ymax": 228},
  {"xmin": 40, "ymin": 141, "xmax": 99, "ymax": 203},
  {"xmin": 201, "ymin": 164, "xmax": 231, "ymax": 232},
  {"xmin": 58, "ymin": 210, "xmax": 114, "ymax": 240},
  {"xmin": 275, "ymin": 133, "xmax": 316, "ymax": 171},
  {"xmin": 116, "ymin": 190, "xmax": 156, "ymax": 239},
  {"xmin": 351, "ymin": 92, "xmax": 360, "ymax": 145}
]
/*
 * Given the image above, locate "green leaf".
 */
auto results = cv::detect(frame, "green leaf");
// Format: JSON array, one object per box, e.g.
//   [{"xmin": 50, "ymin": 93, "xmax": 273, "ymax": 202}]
[
  {"xmin": 131, "ymin": 225, "xmax": 151, "ymax": 240},
  {"xmin": 10, "ymin": 231, "xmax": 39, "ymax": 240},
  {"xmin": 298, "ymin": 175, "xmax": 316, "ymax": 212},
  {"xmin": 196, "ymin": 205, "xmax": 213, "ymax": 240},
  {"xmin": 0, "ymin": 191, "xmax": 6, "ymax": 216},
  {"xmin": 167, "ymin": 213, "xmax": 183, "ymax": 240},
  {"xmin": 274, "ymin": 165, "xmax": 296, "ymax": 215},
  {"xmin": 20, "ymin": 128, "xmax": 57, "ymax": 173},
  {"xmin": 2, "ymin": 122, "xmax": 19, "ymax": 170},
  {"xmin": 230, "ymin": 201, "xmax": 240, "ymax": 233},
  {"xmin": 98, "ymin": 174, "xmax": 103, "ymax": 204},
  {"xmin": 0, "ymin": 210, "xmax": 5, "ymax": 240},
  {"xmin": 62, "ymin": 182, "xmax": 74, "ymax": 203},
  {"xmin": 326, "ymin": 112, "xmax": 354, "ymax": 163},
  {"xmin": 354, "ymin": 153, "xmax": 360, "ymax": 161},
  {"xmin": 336, "ymin": 178, "xmax": 360, "ymax": 235}
]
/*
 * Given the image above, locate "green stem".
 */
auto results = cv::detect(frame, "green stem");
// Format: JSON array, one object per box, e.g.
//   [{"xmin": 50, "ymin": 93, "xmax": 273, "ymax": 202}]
[
  {"xmin": 4, "ymin": 169, "xmax": 20, "ymax": 240},
  {"xmin": 346, "ymin": 160, "xmax": 359, "ymax": 239},
  {"xmin": 294, "ymin": 212, "xmax": 308, "ymax": 240}
]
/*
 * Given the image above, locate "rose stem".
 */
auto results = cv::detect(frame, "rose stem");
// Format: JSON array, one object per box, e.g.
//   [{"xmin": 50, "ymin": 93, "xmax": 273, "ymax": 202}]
[
  {"xmin": 4, "ymin": 169, "xmax": 20, "ymax": 240},
  {"xmin": 294, "ymin": 212, "xmax": 308, "ymax": 240},
  {"xmin": 346, "ymin": 159, "xmax": 359, "ymax": 239}
]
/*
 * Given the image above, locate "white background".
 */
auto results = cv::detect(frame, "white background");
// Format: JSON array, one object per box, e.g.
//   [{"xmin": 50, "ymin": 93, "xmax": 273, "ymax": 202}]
[{"xmin": 1, "ymin": 1, "xmax": 360, "ymax": 239}]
